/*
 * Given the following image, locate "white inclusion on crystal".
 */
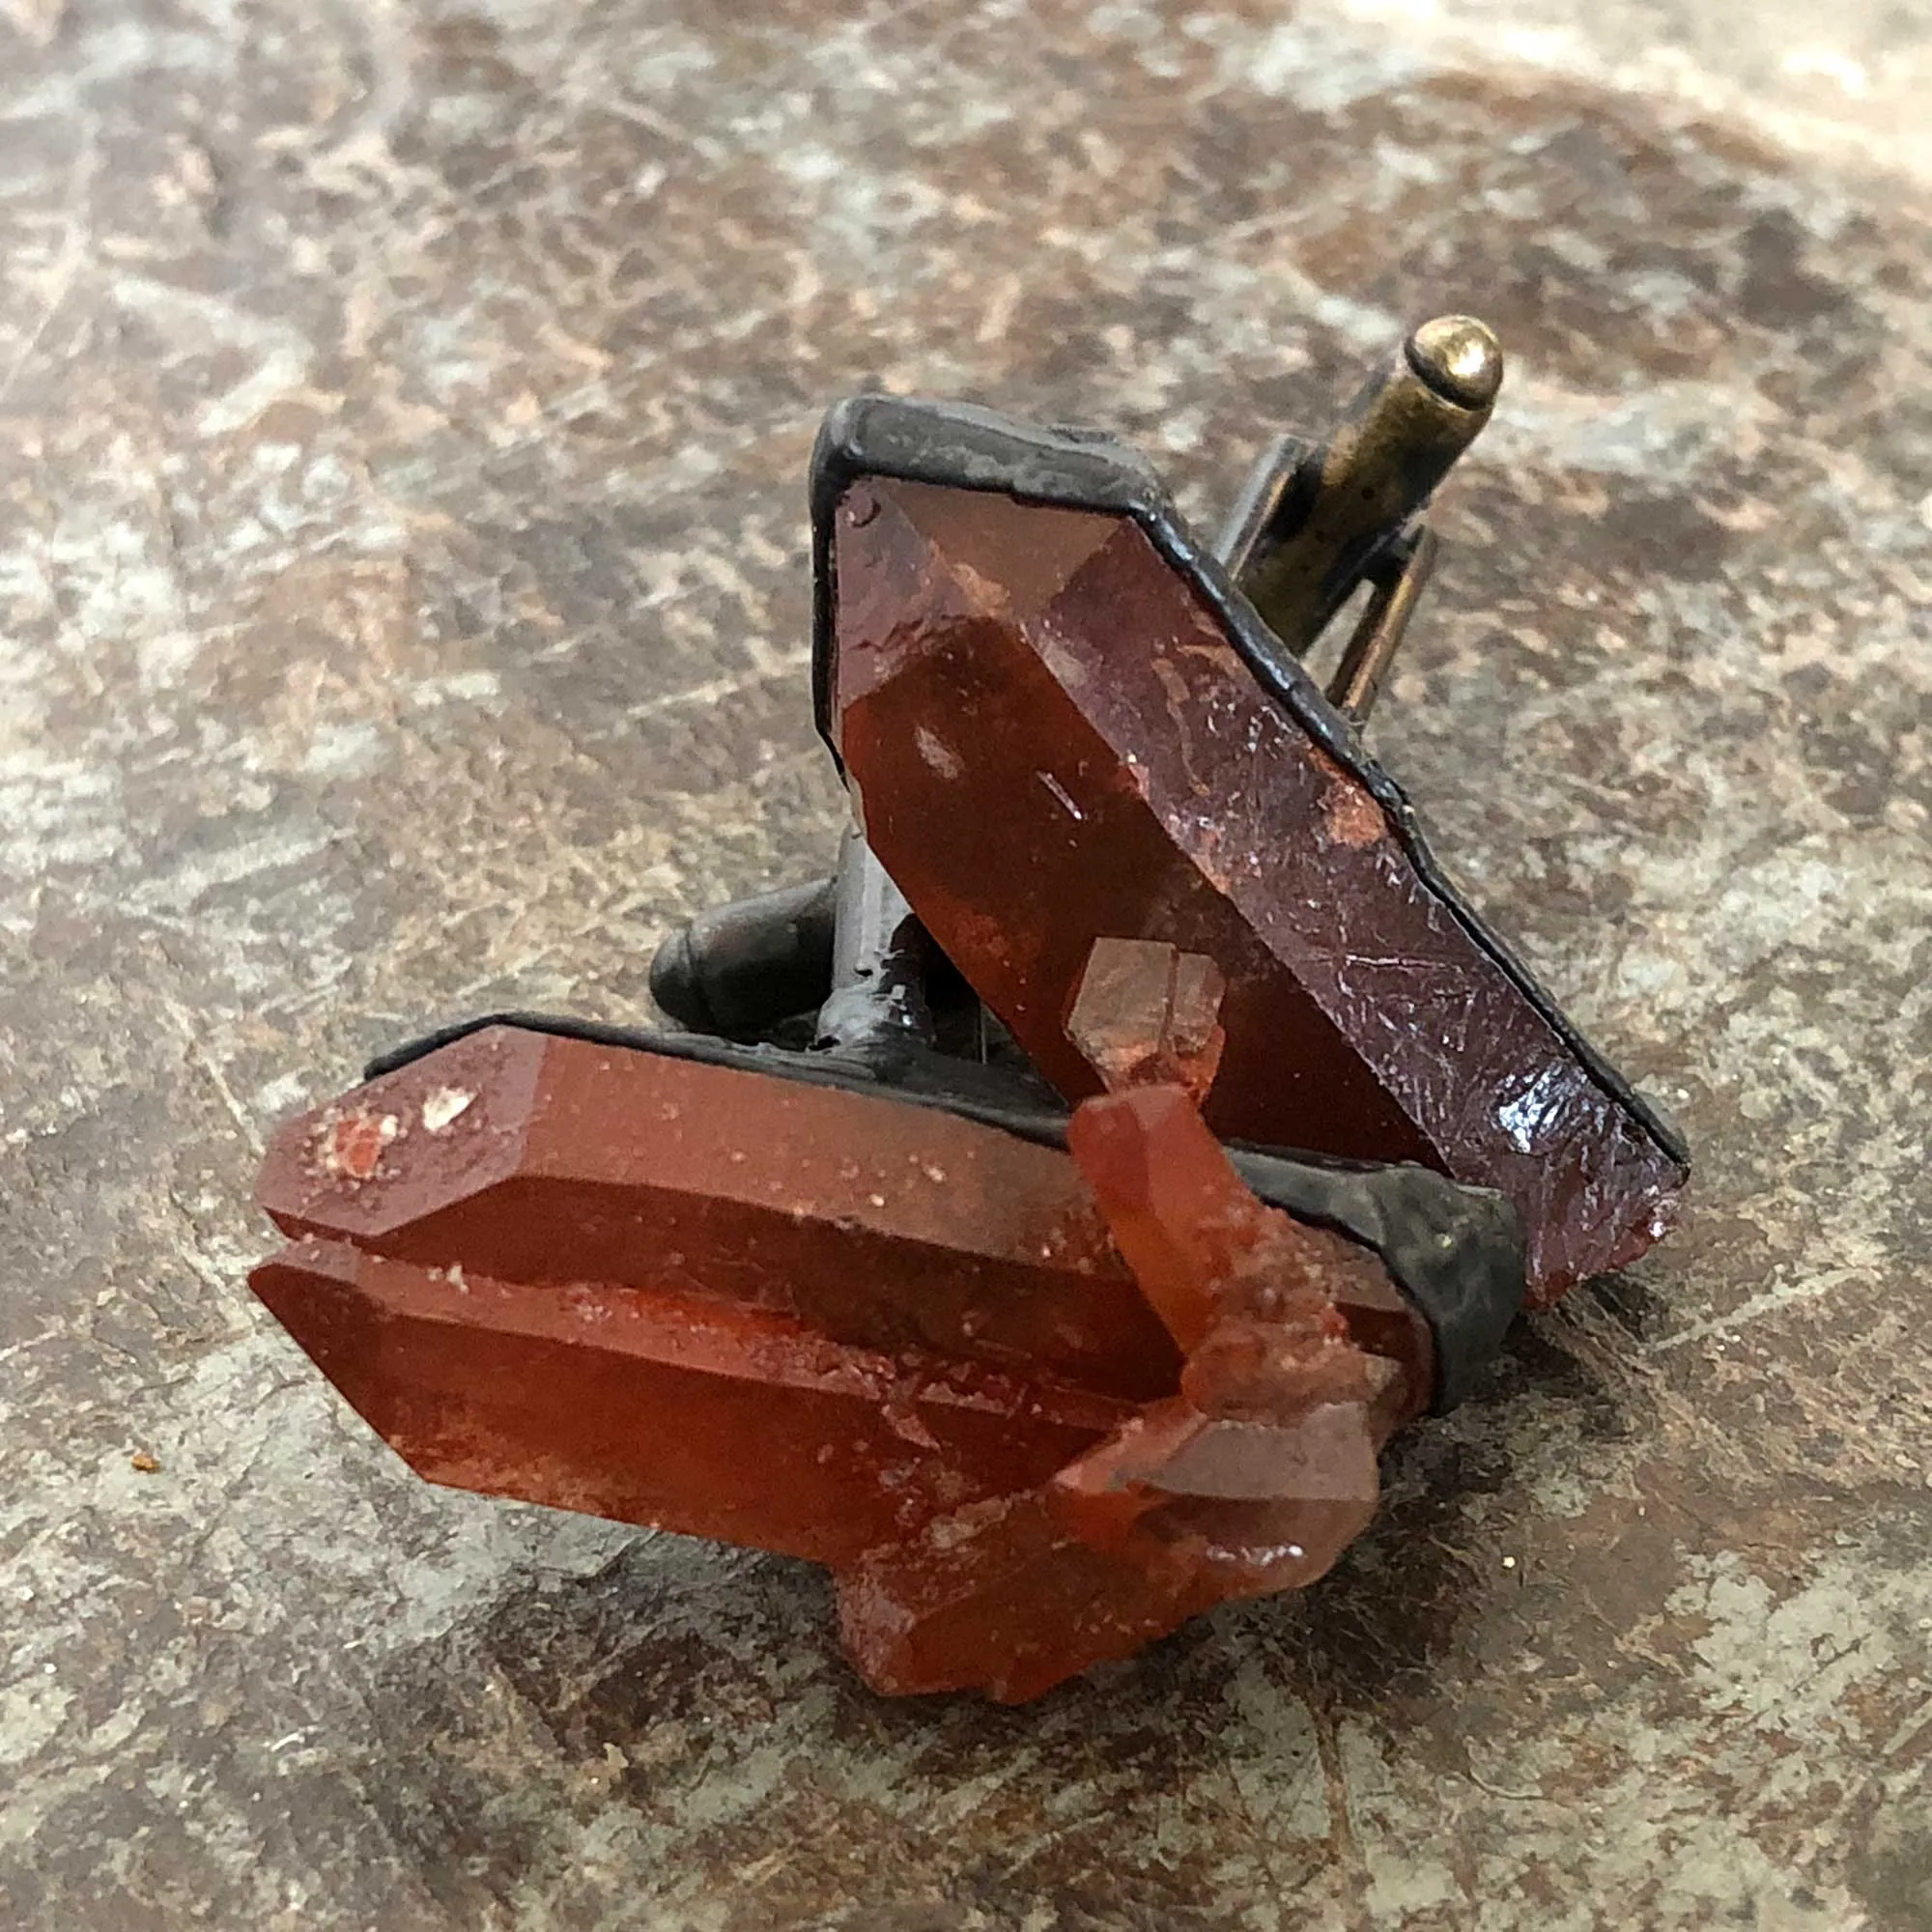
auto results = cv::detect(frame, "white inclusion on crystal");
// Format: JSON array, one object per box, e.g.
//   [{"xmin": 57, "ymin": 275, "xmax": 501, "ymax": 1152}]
[
  {"xmin": 421, "ymin": 1087, "xmax": 475, "ymax": 1133},
  {"xmin": 1037, "ymin": 771, "xmax": 1086, "ymax": 821},
  {"xmin": 1497, "ymin": 1065, "xmax": 1570, "ymax": 1154},
  {"xmin": 915, "ymin": 724, "xmax": 964, "ymax": 781}
]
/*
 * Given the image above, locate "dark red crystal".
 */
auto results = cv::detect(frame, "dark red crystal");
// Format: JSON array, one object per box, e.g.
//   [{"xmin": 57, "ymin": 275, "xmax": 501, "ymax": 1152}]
[
  {"xmin": 827, "ymin": 473, "xmax": 1684, "ymax": 1297},
  {"xmin": 256, "ymin": 1025, "xmax": 1179, "ymax": 1401},
  {"xmin": 836, "ymin": 1077, "xmax": 1431, "ymax": 1697}
]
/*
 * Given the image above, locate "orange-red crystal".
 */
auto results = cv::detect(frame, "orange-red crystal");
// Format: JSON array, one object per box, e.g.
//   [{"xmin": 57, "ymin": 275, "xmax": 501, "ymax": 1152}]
[{"xmin": 253, "ymin": 1023, "xmax": 1428, "ymax": 1699}]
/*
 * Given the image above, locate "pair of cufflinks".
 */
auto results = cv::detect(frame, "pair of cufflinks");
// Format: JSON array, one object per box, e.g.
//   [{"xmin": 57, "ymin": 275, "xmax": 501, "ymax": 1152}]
[{"xmin": 253, "ymin": 321, "xmax": 1687, "ymax": 1701}]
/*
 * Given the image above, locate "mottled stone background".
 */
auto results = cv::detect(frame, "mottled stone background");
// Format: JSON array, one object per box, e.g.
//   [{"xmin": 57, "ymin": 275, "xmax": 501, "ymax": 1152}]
[{"xmin": 1, "ymin": 0, "xmax": 1927, "ymax": 1926}]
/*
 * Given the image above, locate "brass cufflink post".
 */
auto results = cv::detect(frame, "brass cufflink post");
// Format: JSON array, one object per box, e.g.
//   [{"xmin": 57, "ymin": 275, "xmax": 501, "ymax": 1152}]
[{"xmin": 1216, "ymin": 315, "xmax": 1502, "ymax": 724}]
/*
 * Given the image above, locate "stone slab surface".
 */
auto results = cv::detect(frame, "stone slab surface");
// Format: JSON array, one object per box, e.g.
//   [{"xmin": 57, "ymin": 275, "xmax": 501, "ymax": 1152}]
[{"xmin": 0, "ymin": 1, "xmax": 1927, "ymax": 1926}]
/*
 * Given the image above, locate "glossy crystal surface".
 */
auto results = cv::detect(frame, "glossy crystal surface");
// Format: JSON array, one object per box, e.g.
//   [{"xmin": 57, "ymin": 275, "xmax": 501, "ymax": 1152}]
[
  {"xmin": 836, "ymin": 1080, "xmax": 1430, "ymax": 1696},
  {"xmin": 828, "ymin": 472, "xmax": 1685, "ymax": 1297}
]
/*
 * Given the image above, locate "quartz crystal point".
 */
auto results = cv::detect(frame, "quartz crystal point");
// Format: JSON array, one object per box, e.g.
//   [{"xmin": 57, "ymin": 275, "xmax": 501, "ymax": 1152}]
[
  {"xmin": 254, "ymin": 1025, "xmax": 1181, "ymax": 1405},
  {"xmin": 815, "ymin": 405, "xmax": 1688, "ymax": 1298},
  {"xmin": 832, "ymin": 942, "xmax": 1432, "ymax": 1698},
  {"xmin": 253, "ymin": 1021, "xmax": 1435, "ymax": 1701},
  {"xmin": 253, "ymin": 1236, "xmax": 1128, "ymax": 1566},
  {"xmin": 836, "ymin": 1079, "xmax": 1431, "ymax": 1698},
  {"xmin": 1065, "ymin": 936, "xmax": 1227, "ymax": 1105}
]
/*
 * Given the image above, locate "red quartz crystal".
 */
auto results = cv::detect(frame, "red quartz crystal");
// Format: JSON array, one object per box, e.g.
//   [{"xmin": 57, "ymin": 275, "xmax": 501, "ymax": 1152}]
[
  {"xmin": 1065, "ymin": 936, "xmax": 1227, "ymax": 1106},
  {"xmin": 256, "ymin": 1025, "xmax": 1179, "ymax": 1402},
  {"xmin": 826, "ymin": 474, "xmax": 1686, "ymax": 1298},
  {"xmin": 254, "ymin": 1236, "xmax": 1128, "ymax": 1568},
  {"xmin": 832, "ymin": 947, "xmax": 1429, "ymax": 1695},
  {"xmin": 253, "ymin": 1022, "xmax": 1430, "ymax": 1700},
  {"xmin": 836, "ymin": 1079, "xmax": 1431, "ymax": 1697}
]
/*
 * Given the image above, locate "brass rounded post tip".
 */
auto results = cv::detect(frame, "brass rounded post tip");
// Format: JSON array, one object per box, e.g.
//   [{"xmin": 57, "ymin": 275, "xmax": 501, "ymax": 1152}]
[{"xmin": 1405, "ymin": 316, "xmax": 1503, "ymax": 411}]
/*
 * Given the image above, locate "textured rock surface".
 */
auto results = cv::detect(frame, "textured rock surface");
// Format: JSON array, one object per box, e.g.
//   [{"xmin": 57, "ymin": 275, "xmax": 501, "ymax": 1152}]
[{"xmin": 0, "ymin": 0, "xmax": 1927, "ymax": 1926}]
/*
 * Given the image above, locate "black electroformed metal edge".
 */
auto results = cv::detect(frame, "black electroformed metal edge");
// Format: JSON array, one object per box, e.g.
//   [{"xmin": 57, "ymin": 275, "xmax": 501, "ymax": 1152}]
[
  {"xmin": 363, "ymin": 1014, "xmax": 1523, "ymax": 1411},
  {"xmin": 806, "ymin": 394, "xmax": 1690, "ymax": 1179}
]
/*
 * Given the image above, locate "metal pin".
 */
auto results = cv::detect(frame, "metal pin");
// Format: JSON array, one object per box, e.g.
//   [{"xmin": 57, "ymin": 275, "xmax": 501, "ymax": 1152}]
[
  {"xmin": 649, "ymin": 875, "xmax": 837, "ymax": 1037},
  {"xmin": 1217, "ymin": 315, "xmax": 1501, "ymax": 704},
  {"xmin": 1327, "ymin": 525, "xmax": 1438, "ymax": 722}
]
